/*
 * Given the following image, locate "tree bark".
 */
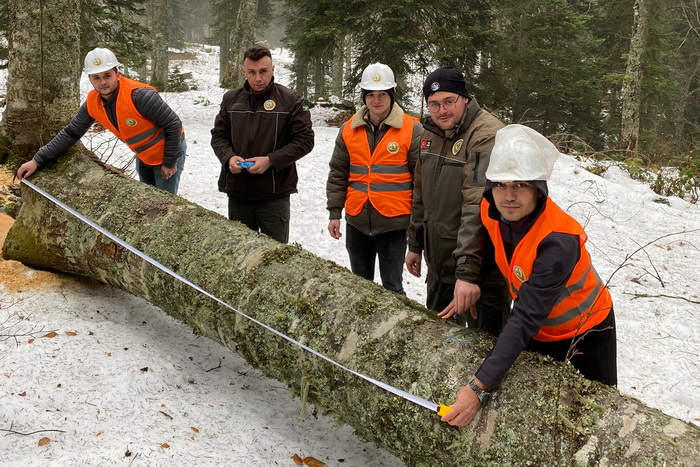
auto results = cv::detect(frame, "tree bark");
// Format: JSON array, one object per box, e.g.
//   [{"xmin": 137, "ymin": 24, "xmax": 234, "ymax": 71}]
[
  {"xmin": 0, "ymin": 0, "xmax": 80, "ymax": 160},
  {"xmin": 149, "ymin": 0, "xmax": 169, "ymax": 90},
  {"xmin": 227, "ymin": 0, "xmax": 258, "ymax": 89},
  {"xmin": 620, "ymin": 0, "xmax": 650, "ymax": 153},
  {"xmin": 3, "ymin": 149, "xmax": 700, "ymax": 466}
]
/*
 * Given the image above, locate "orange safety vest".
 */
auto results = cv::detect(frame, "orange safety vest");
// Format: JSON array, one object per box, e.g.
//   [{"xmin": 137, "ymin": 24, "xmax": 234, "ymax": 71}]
[
  {"xmin": 481, "ymin": 197, "xmax": 612, "ymax": 342},
  {"xmin": 86, "ymin": 76, "xmax": 179, "ymax": 165},
  {"xmin": 342, "ymin": 114, "xmax": 414, "ymax": 217}
]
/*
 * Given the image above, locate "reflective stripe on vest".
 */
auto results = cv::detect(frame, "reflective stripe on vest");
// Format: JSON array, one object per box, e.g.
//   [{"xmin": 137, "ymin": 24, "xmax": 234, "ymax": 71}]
[
  {"xmin": 342, "ymin": 114, "xmax": 414, "ymax": 217},
  {"xmin": 86, "ymin": 76, "xmax": 182, "ymax": 165},
  {"xmin": 481, "ymin": 197, "xmax": 612, "ymax": 342}
]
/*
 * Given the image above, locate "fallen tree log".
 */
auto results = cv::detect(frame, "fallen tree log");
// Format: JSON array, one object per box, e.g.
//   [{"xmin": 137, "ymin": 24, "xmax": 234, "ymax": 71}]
[{"xmin": 3, "ymin": 147, "xmax": 699, "ymax": 465}]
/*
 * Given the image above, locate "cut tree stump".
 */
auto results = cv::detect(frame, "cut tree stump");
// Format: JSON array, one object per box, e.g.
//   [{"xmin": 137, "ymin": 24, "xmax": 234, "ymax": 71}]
[{"xmin": 3, "ymin": 147, "xmax": 699, "ymax": 466}]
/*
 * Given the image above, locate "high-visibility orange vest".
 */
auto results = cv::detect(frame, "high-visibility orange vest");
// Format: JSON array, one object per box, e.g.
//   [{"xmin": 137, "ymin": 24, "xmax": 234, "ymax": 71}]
[
  {"xmin": 86, "ymin": 76, "xmax": 177, "ymax": 165},
  {"xmin": 342, "ymin": 114, "xmax": 414, "ymax": 217},
  {"xmin": 481, "ymin": 197, "xmax": 612, "ymax": 342}
]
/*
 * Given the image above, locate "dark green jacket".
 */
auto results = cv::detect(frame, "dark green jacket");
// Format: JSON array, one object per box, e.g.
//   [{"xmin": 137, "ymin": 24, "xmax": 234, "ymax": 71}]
[{"xmin": 408, "ymin": 98, "xmax": 504, "ymax": 284}]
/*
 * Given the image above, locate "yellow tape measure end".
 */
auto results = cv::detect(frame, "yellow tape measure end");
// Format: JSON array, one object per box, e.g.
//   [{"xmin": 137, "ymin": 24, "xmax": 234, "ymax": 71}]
[{"xmin": 437, "ymin": 404, "xmax": 452, "ymax": 417}]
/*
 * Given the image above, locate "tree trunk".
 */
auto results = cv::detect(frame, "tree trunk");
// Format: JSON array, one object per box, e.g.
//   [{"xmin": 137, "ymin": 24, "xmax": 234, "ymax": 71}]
[
  {"xmin": 218, "ymin": 30, "xmax": 231, "ymax": 86},
  {"xmin": 3, "ymin": 149, "xmax": 700, "ymax": 466},
  {"xmin": 0, "ymin": 0, "xmax": 80, "ymax": 160},
  {"xmin": 620, "ymin": 0, "xmax": 650, "ymax": 153},
  {"xmin": 150, "ymin": 0, "xmax": 169, "ymax": 90},
  {"xmin": 313, "ymin": 54, "xmax": 326, "ymax": 99},
  {"xmin": 330, "ymin": 37, "xmax": 345, "ymax": 98},
  {"xmin": 226, "ymin": 0, "xmax": 258, "ymax": 89}
]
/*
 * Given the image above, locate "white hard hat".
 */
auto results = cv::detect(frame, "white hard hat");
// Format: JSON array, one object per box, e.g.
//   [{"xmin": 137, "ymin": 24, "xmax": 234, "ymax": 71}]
[
  {"xmin": 486, "ymin": 124, "xmax": 561, "ymax": 182},
  {"xmin": 360, "ymin": 63, "xmax": 396, "ymax": 91},
  {"xmin": 83, "ymin": 48, "xmax": 121, "ymax": 75}
]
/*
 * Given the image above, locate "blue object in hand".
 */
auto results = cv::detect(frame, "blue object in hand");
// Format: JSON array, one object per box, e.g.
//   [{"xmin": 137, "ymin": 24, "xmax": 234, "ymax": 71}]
[{"xmin": 237, "ymin": 161, "xmax": 255, "ymax": 169}]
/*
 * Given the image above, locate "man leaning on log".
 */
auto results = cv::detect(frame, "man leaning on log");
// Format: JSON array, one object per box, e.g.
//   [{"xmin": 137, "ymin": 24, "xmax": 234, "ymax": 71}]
[
  {"xmin": 16, "ymin": 48, "xmax": 187, "ymax": 195},
  {"xmin": 440, "ymin": 124, "xmax": 617, "ymax": 428}
]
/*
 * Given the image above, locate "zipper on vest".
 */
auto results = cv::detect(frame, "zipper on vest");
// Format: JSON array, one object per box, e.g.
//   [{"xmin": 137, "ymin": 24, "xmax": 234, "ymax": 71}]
[{"xmin": 472, "ymin": 151, "xmax": 481, "ymax": 183}]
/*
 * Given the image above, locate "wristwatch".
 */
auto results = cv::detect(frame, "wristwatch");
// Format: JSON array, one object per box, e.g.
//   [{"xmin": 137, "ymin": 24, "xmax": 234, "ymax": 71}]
[{"xmin": 468, "ymin": 379, "xmax": 492, "ymax": 405}]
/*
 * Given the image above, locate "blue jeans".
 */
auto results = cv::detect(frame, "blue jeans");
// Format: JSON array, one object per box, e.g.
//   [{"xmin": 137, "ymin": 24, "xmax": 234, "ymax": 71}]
[
  {"xmin": 135, "ymin": 139, "xmax": 187, "ymax": 195},
  {"xmin": 345, "ymin": 224, "xmax": 406, "ymax": 294}
]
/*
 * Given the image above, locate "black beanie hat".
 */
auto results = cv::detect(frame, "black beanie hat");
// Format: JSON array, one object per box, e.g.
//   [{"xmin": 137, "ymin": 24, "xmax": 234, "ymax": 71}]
[
  {"xmin": 423, "ymin": 67, "xmax": 469, "ymax": 101},
  {"xmin": 362, "ymin": 87, "xmax": 396, "ymax": 109}
]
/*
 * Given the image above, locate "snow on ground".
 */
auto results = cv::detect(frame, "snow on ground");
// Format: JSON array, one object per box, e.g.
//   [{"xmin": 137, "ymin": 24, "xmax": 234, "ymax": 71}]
[{"xmin": 1, "ymin": 44, "xmax": 699, "ymax": 466}]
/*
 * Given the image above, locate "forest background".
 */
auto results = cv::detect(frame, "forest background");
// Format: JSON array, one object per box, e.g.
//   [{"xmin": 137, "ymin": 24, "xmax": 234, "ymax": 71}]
[{"xmin": 0, "ymin": 0, "xmax": 699, "ymax": 199}]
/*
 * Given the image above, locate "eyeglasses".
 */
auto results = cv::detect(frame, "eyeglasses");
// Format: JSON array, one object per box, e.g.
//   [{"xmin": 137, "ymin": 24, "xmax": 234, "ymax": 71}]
[{"xmin": 427, "ymin": 98, "xmax": 459, "ymax": 113}]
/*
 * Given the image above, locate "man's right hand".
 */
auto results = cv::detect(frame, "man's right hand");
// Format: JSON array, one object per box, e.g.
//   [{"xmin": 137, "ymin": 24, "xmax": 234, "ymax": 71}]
[
  {"xmin": 16, "ymin": 160, "xmax": 39, "ymax": 179},
  {"xmin": 405, "ymin": 251, "xmax": 422, "ymax": 277},
  {"xmin": 228, "ymin": 156, "xmax": 245, "ymax": 174},
  {"xmin": 327, "ymin": 219, "xmax": 342, "ymax": 239},
  {"xmin": 438, "ymin": 280, "xmax": 480, "ymax": 320}
]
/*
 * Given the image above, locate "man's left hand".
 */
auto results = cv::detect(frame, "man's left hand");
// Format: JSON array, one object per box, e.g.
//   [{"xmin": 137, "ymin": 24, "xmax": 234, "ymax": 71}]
[
  {"xmin": 161, "ymin": 165, "xmax": 177, "ymax": 180},
  {"xmin": 441, "ymin": 383, "xmax": 482, "ymax": 427},
  {"xmin": 437, "ymin": 280, "xmax": 480, "ymax": 319},
  {"xmin": 245, "ymin": 156, "xmax": 272, "ymax": 174}
]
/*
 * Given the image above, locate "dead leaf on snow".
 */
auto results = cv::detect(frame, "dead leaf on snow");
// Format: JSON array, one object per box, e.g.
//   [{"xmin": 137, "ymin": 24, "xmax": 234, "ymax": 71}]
[
  {"xmin": 96, "ymin": 432, "xmax": 103, "ymax": 436},
  {"xmin": 303, "ymin": 456, "xmax": 326, "ymax": 467},
  {"xmin": 160, "ymin": 443, "xmax": 170, "ymax": 449},
  {"xmin": 140, "ymin": 367, "xmax": 149, "ymax": 372},
  {"xmin": 3, "ymin": 374, "xmax": 9, "ymax": 378},
  {"xmin": 18, "ymin": 391, "xmax": 26, "ymax": 396},
  {"xmin": 292, "ymin": 453, "xmax": 303, "ymax": 465},
  {"xmin": 190, "ymin": 427, "xmax": 199, "ymax": 433},
  {"xmin": 106, "ymin": 353, "xmax": 112, "ymax": 357},
  {"xmin": 159, "ymin": 411, "xmax": 173, "ymax": 420},
  {"xmin": 41, "ymin": 331, "xmax": 57, "ymax": 338},
  {"xmin": 27, "ymin": 338, "xmax": 34, "ymax": 344},
  {"xmin": 65, "ymin": 331, "xmax": 78, "ymax": 336},
  {"xmin": 38, "ymin": 437, "xmax": 50, "ymax": 446}
]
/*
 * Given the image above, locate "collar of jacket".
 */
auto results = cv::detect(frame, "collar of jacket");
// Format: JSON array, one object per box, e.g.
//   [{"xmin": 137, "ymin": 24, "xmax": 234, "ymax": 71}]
[
  {"xmin": 349, "ymin": 102, "xmax": 405, "ymax": 130},
  {"xmin": 422, "ymin": 97, "xmax": 482, "ymax": 139},
  {"xmin": 243, "ymin": 76, "xmax": 276, "ymax": 99}
]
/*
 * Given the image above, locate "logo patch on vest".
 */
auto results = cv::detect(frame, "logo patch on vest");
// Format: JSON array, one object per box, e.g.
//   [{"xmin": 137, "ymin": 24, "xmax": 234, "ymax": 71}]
[
  {"xmin": 125, "ymin": 118, "xmax": 138, "ymax": 127},
  {"xmin": 421, "ymin": 139, "xmax": 431, "ymax": 149},
  {"xmin": 387, "ymin": 142, "xmax": 400, "ymax": 154},
  {"xmin": 513, "ymin": 266, "xmax": 526, "ymax": 283},
  {"xmin": 452, "ymin": 139, "xmax": 464, "ymax": 156},
  {"xmin": 263, "ymin": 100, "xmax": 276, "ymax": 111}
]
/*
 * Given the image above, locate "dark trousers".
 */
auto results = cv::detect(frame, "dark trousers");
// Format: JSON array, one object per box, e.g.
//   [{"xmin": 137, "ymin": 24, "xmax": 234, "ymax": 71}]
[
  {"xmin": 426, "ymin": 267, "xmax": 512, "ymax": 336},
  {"xmin": 228, "ymin": 195, "xmax": 290, "ymax": 243},
  {"xmin": 345, "ymin": 224, "xmax": 407, "ymax": 294},
  {"xmin": 525, "ymin": 309, "xmax": 618, "ymax": 386}
]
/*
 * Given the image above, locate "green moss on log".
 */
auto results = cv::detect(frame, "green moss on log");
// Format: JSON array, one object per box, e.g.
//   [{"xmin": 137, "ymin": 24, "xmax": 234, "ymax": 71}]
[{"xmin": 3, "ymin": 147, "xmax": 700, "ymax": 466}]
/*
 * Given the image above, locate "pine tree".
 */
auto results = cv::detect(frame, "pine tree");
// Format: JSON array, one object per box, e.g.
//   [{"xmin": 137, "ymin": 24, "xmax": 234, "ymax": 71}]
[{"xmin": 80, "ymin": 0, "xmax": 150, "ymax": 70}]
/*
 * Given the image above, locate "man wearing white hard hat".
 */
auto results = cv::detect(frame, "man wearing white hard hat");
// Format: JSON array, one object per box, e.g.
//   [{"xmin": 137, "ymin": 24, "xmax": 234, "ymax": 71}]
[
  {"xmin": 440, "ymin": 124, "xmax": 617, "ymax": 428},
  {"xmin": 17, "ymin": 47, "xmax": 186, "ymax": 194},
  {"xmin": 326, "ymin": 63, "xmax": 423, "ymax": 294}
]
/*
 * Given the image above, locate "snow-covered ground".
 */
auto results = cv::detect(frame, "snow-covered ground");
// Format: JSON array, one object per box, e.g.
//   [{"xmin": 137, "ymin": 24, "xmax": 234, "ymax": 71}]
[{"xmin": 1, "ymin": 44, "xmax": 699, "ymax": 466}]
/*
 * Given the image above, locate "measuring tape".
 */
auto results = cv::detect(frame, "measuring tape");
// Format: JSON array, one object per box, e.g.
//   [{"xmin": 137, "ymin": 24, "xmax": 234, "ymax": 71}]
[{"xmin": 20, "ymin": 179, "xmax": 452, "ymax": 417}]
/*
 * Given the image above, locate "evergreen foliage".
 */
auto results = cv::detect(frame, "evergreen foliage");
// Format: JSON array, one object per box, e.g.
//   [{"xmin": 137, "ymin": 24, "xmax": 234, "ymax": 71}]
[
  {"xmin": 80, "ymin": 0, "xmax": 151, "ymax": 69},
  {"xmin": 283, "ymin": 0, "xmax": 699, "ymax": 169}
]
